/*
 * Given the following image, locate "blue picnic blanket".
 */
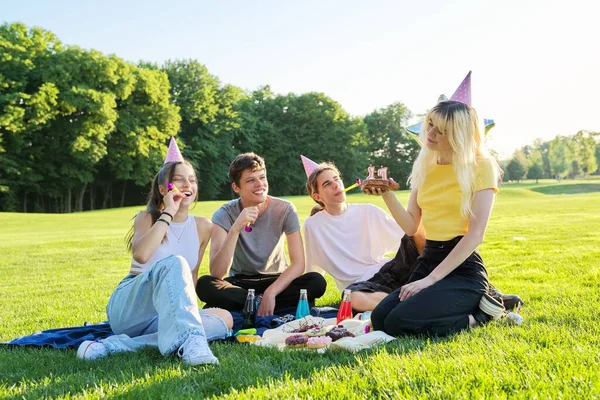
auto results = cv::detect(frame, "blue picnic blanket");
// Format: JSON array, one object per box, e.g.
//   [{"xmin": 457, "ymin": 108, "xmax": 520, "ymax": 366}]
[
  {"xmin": 2, "ymin": 322, "xmax": 114, "ymax": 349},
  {"xmin": 2, "ymin": 306, "xmax": 339, "ymax": 349}
]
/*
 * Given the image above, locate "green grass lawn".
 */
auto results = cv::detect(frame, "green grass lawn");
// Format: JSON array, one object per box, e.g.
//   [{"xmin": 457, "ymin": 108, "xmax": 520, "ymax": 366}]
[{"xmin": 1, "ymin": 181, "xmax": 599, "ymax": 399}]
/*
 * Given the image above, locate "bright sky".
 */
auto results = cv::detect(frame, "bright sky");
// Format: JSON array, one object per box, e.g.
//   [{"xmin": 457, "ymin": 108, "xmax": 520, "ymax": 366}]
[{"xmin": 3, "ymin": 0, "xmax": 599, "ymax": 157}]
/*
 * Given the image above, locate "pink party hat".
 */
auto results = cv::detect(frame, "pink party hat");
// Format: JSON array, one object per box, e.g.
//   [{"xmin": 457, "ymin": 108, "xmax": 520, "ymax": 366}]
[
  {"xmin": 301, "ymin": 155, "xmax": 319, "ymax": 178},
  {"xmin": 164, "ymin": 137, "xmax": 184, "ymax": 164},
  {"xmin": 450, "ymin": 71, "xmax": 472, "ymax": 106}
]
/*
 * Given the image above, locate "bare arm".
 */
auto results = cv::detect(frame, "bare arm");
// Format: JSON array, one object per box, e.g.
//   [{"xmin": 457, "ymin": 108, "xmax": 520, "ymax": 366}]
[
  {"xmin": 399, "ymin": 189, "xmax": 496, "ymax": 301},
  {"xmin": 209, "ymin": 207, "xmax": 259, "ymax": 279},
  {"xmin": 192, "ymin": 217, "xmax": 212, "ymax": 284},
  {"xmin": 381, "ymin": 189, "xmax": 422, "ymax": 236},
  {"xmin": 131, "ymin": 212, "xmax": 165, "ymax": 264},
  {"xmin": 131, "ymin": 191, "xmax": 183, "ymax": 264},
  {"xmin": 257, "ymin": 231, "xmax": 305, "ymax": 316},
  {"xmin": 208, "ymin": 225, "xmax": 238, "ymax": 279}
]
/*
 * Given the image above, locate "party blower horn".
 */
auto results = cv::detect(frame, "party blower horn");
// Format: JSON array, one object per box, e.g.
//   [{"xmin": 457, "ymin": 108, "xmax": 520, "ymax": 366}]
[
  {"xmin": 343, "ymin": 178, "xmax": 362, "ymax": 192},
  {"xmin": 167, "ymin": 182, "xmax": 180, "ymax": 193}
]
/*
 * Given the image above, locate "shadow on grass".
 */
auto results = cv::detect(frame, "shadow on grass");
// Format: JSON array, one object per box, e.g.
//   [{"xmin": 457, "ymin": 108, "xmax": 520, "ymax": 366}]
[
  {"xmin": 531, "ymin": 184, "xmax": 600, "ymax": 195},
  {"xmin": 0, "ymin": 336, "xmax": 438, "ymax": 398}
]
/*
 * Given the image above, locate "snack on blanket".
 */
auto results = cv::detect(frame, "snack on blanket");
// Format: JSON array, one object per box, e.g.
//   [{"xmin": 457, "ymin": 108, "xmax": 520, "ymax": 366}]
[
  {"xmin": 326, "ymin": 325, "xmax": 355, "ymax": 342},
  {"xmin": 285, "ymin": 334, "xmax": 309, "ymax": 348},
  {"xmin": 305, "ymin": 327, "xmax": 328, "ymax": 337},
  {"xmin": 291, "ymin": 323, "xmax": 321, "ymax": 333},
  {"xmin": 307, "ymin": 336, "xmax": 332, "ymax": 349},
  {"xmin": 361, "ymin": 165, "xmax": 400, "ymax": 192},
  {"xmin": 236, "ymin": 334, "xmax": 261, "ymax": 343}
]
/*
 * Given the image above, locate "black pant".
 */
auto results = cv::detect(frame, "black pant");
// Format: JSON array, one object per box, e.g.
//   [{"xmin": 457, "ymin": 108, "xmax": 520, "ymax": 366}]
[
  {"xmin": 346, "ymin": 234, "xmax": 420, "ymax": 294},
  {"xmin": 196, "ymin": 272, "xmax": 327, "ymax": 312},
  {"xmin": 371, "ymin": 236, "xmax": 488, "ymax": 337}
]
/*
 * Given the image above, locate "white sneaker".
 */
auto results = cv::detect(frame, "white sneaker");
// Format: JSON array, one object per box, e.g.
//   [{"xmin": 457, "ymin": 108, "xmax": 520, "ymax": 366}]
[
  {"xmin": 479, "ymin": 293, "xmax": 506, "ymax": 320},
  {"xmin": 506, "ymin": 311, "xmax": 524, "ymax": 325},
  {"xmin": 177, "ymin": 335, "xmax": 219, "ymax": 366},
  {"xmin": 77, "ymin": 340, "xmax": 109, "ymax": 360}
]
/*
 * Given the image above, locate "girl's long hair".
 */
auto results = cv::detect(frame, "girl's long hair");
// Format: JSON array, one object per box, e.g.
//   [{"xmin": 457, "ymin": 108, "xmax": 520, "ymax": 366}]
[
  {"xmin": 306, "ymin": 162, "xmax": 341, "ymax": 216},
  {"xmin": 409, "ymin": 101, "xmax": 500, "ymax": 220},
  {"xmin": 125, "ymin": 161, "xmax": 196, "ymax": 252}
]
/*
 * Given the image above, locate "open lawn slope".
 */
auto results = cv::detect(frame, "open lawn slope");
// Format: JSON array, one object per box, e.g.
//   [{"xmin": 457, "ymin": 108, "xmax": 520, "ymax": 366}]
[{"xmin": 1, "ymin": 180, "xmax": 599, "ymax": 399}]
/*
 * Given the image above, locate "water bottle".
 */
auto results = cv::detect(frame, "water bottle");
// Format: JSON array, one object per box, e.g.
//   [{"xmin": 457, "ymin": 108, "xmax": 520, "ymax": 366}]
[
  {"xmin": 295, "ymin": 289, "xmax": 310, "ymax": 320},
  {"xmin": 242, "ymin": 289, "xmax": 256, "ymax": 329},
  {"xmin": 506, "ymin": 311, "xmax": 523, "ymax": 325},
  {"xmin": 336, "ymin": 289, "xmax": 353, "ymax": 324},
  {"xmin": 359, "ymin": 311, "xmax": 372, "ymax": 321}
]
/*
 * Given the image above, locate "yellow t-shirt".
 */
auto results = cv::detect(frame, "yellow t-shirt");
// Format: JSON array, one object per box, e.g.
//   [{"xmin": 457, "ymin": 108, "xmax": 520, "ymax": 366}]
[{"xmin": 417, "ymin": 158, "xmax": 498, "ymax": 241}]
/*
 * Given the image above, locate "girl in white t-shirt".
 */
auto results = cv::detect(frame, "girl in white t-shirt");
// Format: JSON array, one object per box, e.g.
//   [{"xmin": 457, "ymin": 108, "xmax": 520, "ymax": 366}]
[{"xmin": 304, "ymin": 162, "xmax": 425, "ymax": 312}]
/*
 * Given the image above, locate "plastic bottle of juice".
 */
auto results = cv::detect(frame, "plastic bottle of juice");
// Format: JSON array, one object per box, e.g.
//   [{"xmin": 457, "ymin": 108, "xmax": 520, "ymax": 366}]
[
  {"xmin": 295, "ymin": 289, "xmax": 310, "ymax": 320},
  {"xmin": 336, "ymin": 289, "xmax": 353, "ymax": 324}
]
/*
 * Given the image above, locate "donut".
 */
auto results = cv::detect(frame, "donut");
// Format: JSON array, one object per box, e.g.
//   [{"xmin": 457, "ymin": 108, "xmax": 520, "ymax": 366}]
[
  {"xmin": 305, "ymin": 327, "xmax": 328, "ymax": 337},
  {"xmin": 285, "ymin": 334, "xmax": 308, "ymax": 347},
  {"xmin": 326, "ymin": 326, "xmax": 356, "ymax": 342},
  {"xmin": 306, "ymin": 336, "xmax": 332, "ymax": 349}
]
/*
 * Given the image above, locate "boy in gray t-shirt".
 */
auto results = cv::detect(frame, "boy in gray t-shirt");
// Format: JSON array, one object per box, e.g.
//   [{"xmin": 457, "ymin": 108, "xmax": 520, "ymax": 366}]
[
  {"xmin": 195, "ymin": 153, "xmax": 326, "ymax": 316},
  {"xmin": 212, "ymin": 197, "xmax": 299, "ymax": 276}
]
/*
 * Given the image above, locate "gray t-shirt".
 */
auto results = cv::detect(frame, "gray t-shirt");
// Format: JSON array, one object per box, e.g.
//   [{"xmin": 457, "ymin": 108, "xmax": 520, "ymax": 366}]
[{"xmin": 212, "ymin": 196, "xmax": 301, "ymax": 276}]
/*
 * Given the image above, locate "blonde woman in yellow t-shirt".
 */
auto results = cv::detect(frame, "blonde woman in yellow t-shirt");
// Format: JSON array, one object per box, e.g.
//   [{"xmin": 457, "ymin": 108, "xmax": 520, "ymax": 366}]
[{"xmin": 369, "ymin": 100, "xmax": 509, "ymax": 337}]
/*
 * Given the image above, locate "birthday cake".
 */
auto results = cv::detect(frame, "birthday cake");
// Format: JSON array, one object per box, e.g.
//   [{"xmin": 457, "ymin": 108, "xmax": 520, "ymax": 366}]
[{"xmin": 361, "ymin": 165, "xmax": 400, "ymax": 191}]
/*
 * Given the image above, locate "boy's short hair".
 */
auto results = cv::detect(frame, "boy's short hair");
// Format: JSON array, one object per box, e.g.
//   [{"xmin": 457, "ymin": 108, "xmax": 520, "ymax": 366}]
[{"xmin": 228, "ymin": 153, "xmax": 266, "ymax": 186}]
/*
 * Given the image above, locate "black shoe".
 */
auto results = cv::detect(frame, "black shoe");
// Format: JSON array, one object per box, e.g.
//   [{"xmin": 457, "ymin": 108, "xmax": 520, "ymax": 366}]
[
  {"xmin": 501, "ymin": 294, "xmax": 523, "ymax": 312},
  {"xmin": 474, "ymin": 292, "xmax": 506, "ymax": 326},
  {"xmin": 489, "ymin": 286, "xmax": 524, "ymax": 312},
  {"xmin": 472, "ymin": 309, "xmax": 493, "ymax": 325}
]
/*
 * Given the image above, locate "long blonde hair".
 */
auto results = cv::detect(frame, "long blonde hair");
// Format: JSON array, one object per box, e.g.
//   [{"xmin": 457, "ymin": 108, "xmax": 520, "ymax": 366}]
[
  {"xmin": 409, "ymin": 101, "xmax": 500, "ymax": 220},
  {"xmin": 306, "ymin": 162, "xmax": 341, "ymax": 216}
]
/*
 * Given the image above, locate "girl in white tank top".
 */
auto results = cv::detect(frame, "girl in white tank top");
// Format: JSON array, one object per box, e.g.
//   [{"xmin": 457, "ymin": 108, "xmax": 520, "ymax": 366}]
[{"xmin": 77, "ymin": 160, "xmax": 232, "ymax": 366}]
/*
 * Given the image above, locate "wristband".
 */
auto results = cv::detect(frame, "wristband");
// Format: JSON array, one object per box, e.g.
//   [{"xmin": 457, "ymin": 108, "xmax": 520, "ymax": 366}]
[
  {"xmin": 156, "ymin": 218, "xmax": 170, "ymax": 226},
  {"xmin": 161, "ymin": 211, "xmax": 174, "ymax": 221}
]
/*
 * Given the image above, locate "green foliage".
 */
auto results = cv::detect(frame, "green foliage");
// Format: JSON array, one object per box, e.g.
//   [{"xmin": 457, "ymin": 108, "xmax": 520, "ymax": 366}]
[
  {"xmin": 4, "ymin": 21, "xmax": 596, "ymax": 214},
  {"xmin": 235, "ymin": 89, "xmax": 369, "ymax": 196},
  {"xmin": 506, "ymin": 151, "xmax": 527, "ymax": 182},
  {"xmin": 549, "ymin": 136, "xmax": 573, "ymax": 179},
  {"xmin": 526, "ymin": 163, "xmax": 544, "ymax": 183},
  {"xmin": 501, "ymin": 164, "xmax": 510, "ymax": 182},
  {"xmin": 0, "ymin": 23, "xmax": 180, "ymax": 212},
  {"xmin": 364, "ymin": 103, "xmax": 418, "ymax": 189},
  {"xmin": 573, "ymin": 130, "xmax": 598, "ymax": 176},
  {"xmin": 161, "ymin": 60, "xmax": 246, "ymax": 200},
  {"xmin": 526, "ymin": 149, "xmax": 544, "ymax": 183}
]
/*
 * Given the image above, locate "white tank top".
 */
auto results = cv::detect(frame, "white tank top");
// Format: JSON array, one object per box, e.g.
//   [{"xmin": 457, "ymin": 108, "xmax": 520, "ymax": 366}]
[{"xmin": 130, "ymin": 215, "xmax": 200, "ymax": 274}]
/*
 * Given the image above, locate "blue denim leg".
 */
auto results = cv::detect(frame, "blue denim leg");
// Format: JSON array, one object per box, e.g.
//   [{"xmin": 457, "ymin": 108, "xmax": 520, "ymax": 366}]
[{"xmin": 105, "ymin": 255, "xmax": 210, "ymax": 355}]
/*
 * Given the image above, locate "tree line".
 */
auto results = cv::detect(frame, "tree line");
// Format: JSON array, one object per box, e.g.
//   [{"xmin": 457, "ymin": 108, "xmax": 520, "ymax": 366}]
[
  {"xmin": 0, "ymin": 23, "xmax": 418, "ymax": 213},
  {"xmin": 2, "ymin": 23, "xmax": 597, "ymax": 213},
  {"xmin": 503, "ymin": 131, "xmax": 600, "ymax": 183}
]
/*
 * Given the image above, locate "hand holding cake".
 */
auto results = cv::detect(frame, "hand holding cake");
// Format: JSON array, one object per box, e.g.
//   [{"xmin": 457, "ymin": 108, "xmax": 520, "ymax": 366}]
[{"xmin": 361, "ymin": 164, "xmax": 400, "ymax": 194}]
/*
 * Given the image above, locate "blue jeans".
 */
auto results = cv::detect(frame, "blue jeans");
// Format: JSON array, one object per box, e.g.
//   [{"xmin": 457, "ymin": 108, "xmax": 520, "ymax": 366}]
[{"xmin": 102, "ymin": 255, "xmax": 228, "ymax": 355}]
